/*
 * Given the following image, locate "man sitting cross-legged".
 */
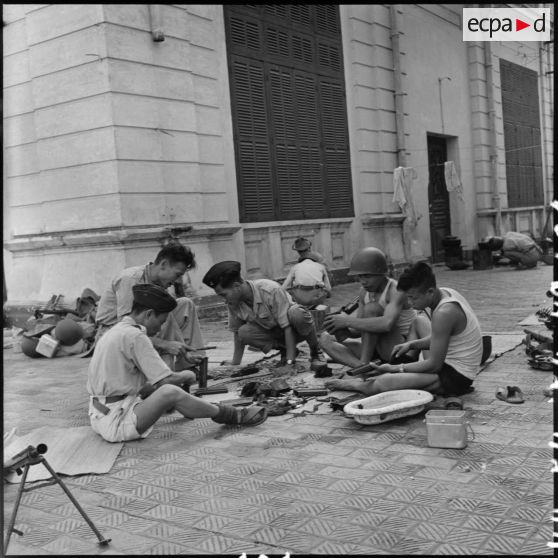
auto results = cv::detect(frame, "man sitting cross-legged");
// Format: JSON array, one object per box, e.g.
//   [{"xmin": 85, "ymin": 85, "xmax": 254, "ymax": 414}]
[
  {"xmin": 320, "ymin": 247, "xmax": 417, "ymax": 368},
  {"xmin": 87, "ymin": 283, "xmax": 267, "ymax": 443},
  {"xmin": 325, "ymin": 261, "xmax": 483, "ymax": 397}
]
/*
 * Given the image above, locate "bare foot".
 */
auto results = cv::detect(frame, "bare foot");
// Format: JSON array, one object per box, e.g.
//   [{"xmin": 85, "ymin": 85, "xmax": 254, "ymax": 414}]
[{"xmin": 324, "ymin": 378, "xmax": 366, "ymax": 392}]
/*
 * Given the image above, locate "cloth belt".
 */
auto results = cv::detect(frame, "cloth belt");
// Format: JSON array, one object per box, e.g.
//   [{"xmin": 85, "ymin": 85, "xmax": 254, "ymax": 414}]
[
  {"xmin": 91, "ymin": 395, "xmax": 126, "ymax": 416},
  {"xmin": 293, "ymin": 285, "xmax": 323, "ymax": 290}
]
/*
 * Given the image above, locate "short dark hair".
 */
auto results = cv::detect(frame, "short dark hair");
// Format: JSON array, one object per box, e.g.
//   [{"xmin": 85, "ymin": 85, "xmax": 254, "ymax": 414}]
[
  {"xmin": 154, "ymin": 243, "xmax": 196, "ymax": 270},
  {"xmin": 131, "ymin": 301, "xmax": 168, "ymax": 316},
  {"xmin": 217, "ymin": 269, "xmax": 243, "ymax": 289},
  {"xmin": 397, "ymin": 261, "xmax": 436, "ymax": 292}
]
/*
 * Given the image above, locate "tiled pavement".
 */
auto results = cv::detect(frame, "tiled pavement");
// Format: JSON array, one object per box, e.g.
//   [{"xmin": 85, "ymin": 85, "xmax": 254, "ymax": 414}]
[{"xmin": 2, "ymin": 264, "xmax": 555, "ymax": 555}]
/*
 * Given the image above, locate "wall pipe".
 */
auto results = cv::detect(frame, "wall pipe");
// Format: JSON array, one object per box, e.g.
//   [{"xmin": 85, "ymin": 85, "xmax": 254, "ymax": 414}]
[
  {"xmin": 389, "ymin": 5, "xmax": 407, "ymax": 168},
  {"xmin": 483, "ymin": 39, "xmax": 502, "ymax": 235},
  {"xmin": 149, "ymin": 5, "xmax": 165, "ymax": 42}
]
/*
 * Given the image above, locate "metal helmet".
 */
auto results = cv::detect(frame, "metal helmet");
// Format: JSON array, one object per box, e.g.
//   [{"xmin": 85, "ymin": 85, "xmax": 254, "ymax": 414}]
[
  {"xmin": 348, "ymin": 247, "xmax": 388, "ymax": 276},
  {"xmin": 54, "ymin": 318, "xmax": 83, "ymax": 346},
  {"xmin": 21, "ymin": 335, "xmax": 43, "ymax": 358}
]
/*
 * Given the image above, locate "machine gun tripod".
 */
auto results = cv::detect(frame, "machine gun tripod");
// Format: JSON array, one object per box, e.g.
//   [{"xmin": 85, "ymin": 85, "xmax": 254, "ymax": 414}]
[{"xmin": 3, "ymin": 444, "xmax": 111, "ymax": 554}]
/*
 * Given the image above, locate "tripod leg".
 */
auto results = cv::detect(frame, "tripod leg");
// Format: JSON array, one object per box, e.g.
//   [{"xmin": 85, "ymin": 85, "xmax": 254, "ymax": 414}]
[
  {"xmin": 4, "ymin": 464, "xmax": 30, "ymax": 554},
  {"xmin": 39, "ymin": 459, "xmax": 111, "ymax": 545}
]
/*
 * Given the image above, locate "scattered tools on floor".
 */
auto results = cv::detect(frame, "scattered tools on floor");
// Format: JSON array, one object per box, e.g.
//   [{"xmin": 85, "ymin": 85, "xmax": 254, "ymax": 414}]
[
  {"xmin": 230, "ymin": 364, "xmax": 260, "ymax": 378},
  {"xmin": 194, "ymin": 387, "xmax": 228, "ymax": 396},
  {"xmin": 313, "ymin": 364, "xmax": 333, "ymax": 378},
  {"xmin": 292, "ymin": 388, "xmax": 328, "ymax": 397}
]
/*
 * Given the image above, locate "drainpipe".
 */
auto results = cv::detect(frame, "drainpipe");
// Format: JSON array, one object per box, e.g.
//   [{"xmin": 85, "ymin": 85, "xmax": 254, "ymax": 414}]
[
  {"xmin": 483, "ymin": 40, "xmax": 502, "ymax": 235},
  {"xmin": 538, "ymin": 41, "xmax": 549, "ymax": 212},
  {"xmin": 390, "ymin": 5, "xmax": 407, "ymax": 168},
  {"xmin": 149, "ymin": 5, "xmax": 165, "ymax": 42}
]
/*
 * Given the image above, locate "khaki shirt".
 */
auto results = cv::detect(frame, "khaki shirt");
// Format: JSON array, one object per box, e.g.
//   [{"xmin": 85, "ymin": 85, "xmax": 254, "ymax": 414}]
[
  {"xmin": 87, "ymin": 316, "xmax": 172, "ymax": 396},
  {"xmin": 95, "ymin": 265, "xmax": 151, "ymax": 328},
  {"xmin": 502, "ymin": 232, "xmax": 541, "ymax": 254},
  {"xmin": 228, "ymin": 279, "xmax": 295, "ymax": 332}
]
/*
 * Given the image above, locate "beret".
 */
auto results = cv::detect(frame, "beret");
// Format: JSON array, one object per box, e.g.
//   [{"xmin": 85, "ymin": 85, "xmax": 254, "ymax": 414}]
[
  {"xmin": 292, "ymin": 237, "xmax": 311, "ymax": 251},
  {"xmin": 202, "ymin": 261, "xmax": 241, "ymax": 288},
  {"xmin": 132, "ymin": 283, "xmax": 177, "ymax": 313}
]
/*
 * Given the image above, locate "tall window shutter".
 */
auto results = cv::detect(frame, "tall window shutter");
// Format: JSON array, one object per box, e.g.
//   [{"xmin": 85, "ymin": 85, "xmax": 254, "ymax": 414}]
[
  {"xmin": 225, "ymin": 5, "xmax": 354, "ymax": 223},
  {"xmin": 500, "ymin": 59, "xmax": 544, "ymax": 207}
]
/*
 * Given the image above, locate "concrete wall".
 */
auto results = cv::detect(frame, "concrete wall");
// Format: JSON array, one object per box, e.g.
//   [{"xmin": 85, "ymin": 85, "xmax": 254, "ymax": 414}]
[
  {"xmin": 3, "ymin": 4, "xmax": 552, "ymax": 304},
  {"xmin": 4, "ymin": 4, "xmax": 242, "ymax": 301}
]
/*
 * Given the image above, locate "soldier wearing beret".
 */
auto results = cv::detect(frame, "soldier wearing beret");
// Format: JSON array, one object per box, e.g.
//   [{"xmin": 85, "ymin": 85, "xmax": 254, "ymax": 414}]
[
  {"xmin": 95, "ymin": 243, "xmax": 205, "ymax": 370},
  {"xmin": 87, "ymin": 283, "xmax": 267, "ymax": 442},
  {"xmin": 202, "ymin": 261, "xmax": 326, "ymax": 370}
]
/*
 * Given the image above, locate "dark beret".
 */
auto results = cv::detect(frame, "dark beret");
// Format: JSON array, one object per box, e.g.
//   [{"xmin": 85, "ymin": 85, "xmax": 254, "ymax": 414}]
[
  {"xmin": 292, "ymin": 237, "xmax": 311, "ymax": 251},
  {"xmin": 202, "ymin": 261, "xmax": 241, "ymax": 288},
  {"xmin": 132, "ymin": 283, "xmax": 177, "ymax": 313}
]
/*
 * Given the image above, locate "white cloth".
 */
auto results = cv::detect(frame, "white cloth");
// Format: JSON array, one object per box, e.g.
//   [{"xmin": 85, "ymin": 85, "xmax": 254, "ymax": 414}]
[
  {"xmin": 283, "ymin": 259, "xmax": 329, "ymax": 289},
  {"xmin": 392, "ymin": 166, "xmax": 420, "ymax": 227},
  {"xmin": 444, "ymin": 161, "xmax": 464, "ymax": 201}
]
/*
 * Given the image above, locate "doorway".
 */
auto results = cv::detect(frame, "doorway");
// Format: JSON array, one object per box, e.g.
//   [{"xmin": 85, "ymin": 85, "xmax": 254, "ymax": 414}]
[{"xmin": 427, "ymin": 135, "xmax": 451, "ymax": 262}]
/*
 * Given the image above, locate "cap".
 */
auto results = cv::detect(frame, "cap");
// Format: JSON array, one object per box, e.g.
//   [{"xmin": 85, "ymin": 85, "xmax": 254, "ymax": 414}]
[
  {"xmin": 79, "ymin": 287, "xmax": 100, "ymax": 303},
  {"xmin": 292, "ymin": 237, "xmax": 311, "ymax": 251},
  {"xmin": 202, "ymin": 261, "xmax": 241, "ymax": 288},
  {"xmin": 132, "ymin": 283, "xmax": 177, "ymax": 313}
]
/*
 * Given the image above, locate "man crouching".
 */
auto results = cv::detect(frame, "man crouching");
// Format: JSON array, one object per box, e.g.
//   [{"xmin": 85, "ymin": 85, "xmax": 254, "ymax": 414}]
[{"xmin": 87, "ymin": 283, "xmax": 267, "ymax": 442}]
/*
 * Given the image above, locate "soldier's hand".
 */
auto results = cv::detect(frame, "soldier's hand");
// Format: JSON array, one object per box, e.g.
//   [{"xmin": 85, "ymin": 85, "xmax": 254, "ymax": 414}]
[{"xmin": 163, "ymin": 341, "xmax": 189, "ymax": 357}]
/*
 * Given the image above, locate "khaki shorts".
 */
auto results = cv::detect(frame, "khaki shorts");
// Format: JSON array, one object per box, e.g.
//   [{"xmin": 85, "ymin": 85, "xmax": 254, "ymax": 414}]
[{"xmin": 88, "ymin": 395, "xmax": 153, "ymax": 442}]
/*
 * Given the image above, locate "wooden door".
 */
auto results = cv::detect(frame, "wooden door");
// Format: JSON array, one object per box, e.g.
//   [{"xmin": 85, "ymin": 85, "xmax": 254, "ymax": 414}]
[{"xmin": 427, "ymin": 135, "xmax": 451, "ymax": 262}]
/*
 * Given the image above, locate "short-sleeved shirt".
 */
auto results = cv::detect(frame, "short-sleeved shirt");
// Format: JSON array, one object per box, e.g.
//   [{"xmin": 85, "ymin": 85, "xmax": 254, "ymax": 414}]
[
  {"xmin": 228, "ymin": 279, "xmax": 296, "ymax": 333},
  {"xmin": 502, "ymin": 232, "xmax": 541, "ymax": 254},
  {"xmin": 96, "ymin": 264, "xmax": 154, "ymax": 327},
  {"xmin": 283, "ymin": 259, "xmax": 331, "ymax": 289},
  {"xmin": 87, "ymin": 316, "xmax": 173, "ymax": 396}
]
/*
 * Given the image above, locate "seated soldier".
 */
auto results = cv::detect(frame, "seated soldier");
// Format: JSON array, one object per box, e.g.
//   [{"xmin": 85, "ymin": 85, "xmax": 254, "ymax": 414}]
[
  {"xmin": 486, "ymin": 232, "xmax": 543, "ymax": 269},
  {"xmin": 325, "ymin": 261, "xmax": 483, "ymax": 397},
  {"xmin": 95, "ymin": 242, "xmax": 205, "ymax": 370},
  {"xmin": 282, "ymin": 253, "xmax": 332, "ymax": 309},
  {"xmin": 87, "ymin": 283, "xmax": 267, "ymax": 442},
  {"xmin": 202, "ymin": 261, "xmax": 326, "ymax": 370},
  {"xmin": 320, "ymin": 247, "xmax": 416, "ymax": 368}
]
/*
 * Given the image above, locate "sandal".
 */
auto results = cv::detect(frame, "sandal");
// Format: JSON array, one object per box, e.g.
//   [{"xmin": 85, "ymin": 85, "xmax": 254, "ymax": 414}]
[
  {"xmin": 496, "ymin": 385, "xmax": 525, "ymax": 404},
  {"xmin": 444, "ymin": 397, "xmax": 463, "ymax": 410},
  {"xmin": 212, "ymin": 404, "xmax": 268, "ymax": 426}
]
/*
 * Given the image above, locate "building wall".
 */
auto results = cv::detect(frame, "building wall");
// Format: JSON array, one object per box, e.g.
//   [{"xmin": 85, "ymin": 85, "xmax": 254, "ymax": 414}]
[
  {"xmin": 4, "ymin": 4, "xmax": 243, "ymax": 301},
  {"xmin": 3, "ymin": 4, "xmax": 553, "ymax": 304}
]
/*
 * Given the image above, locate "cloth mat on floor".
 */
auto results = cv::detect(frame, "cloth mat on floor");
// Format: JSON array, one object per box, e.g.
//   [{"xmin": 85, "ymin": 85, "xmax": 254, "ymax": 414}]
[{"xmin": 4, "ymin": 426, "xmax": 123, "ymax": 484}]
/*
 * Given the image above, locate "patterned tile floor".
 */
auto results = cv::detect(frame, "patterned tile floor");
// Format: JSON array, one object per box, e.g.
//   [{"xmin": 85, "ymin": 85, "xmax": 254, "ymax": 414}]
[{"xmin": 3, "ymin": 264, "xmax": 555, "ymax": 555}]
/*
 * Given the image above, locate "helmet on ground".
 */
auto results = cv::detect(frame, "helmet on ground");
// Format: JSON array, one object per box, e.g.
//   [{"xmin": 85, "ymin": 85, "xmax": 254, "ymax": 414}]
[
  {"xmin": 348, "ymin": 247, "xmax": 388, "ymax": 276},
  {"xmin": 54, "ymin": 318, "xmax": 83, "ymax": 346},
  {"xmin": 486, "ymin": 236, "xmax": 503, "ymax": 251},
  {"xmin": 21, "ymin": 335, "xmax": 43, "ymax": 358}
]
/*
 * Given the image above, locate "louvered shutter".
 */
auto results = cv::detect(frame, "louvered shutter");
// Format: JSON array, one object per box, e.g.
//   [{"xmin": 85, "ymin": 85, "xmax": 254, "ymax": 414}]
[
  {"xmin": 225, "ymin": 5, "xmax": 354, "ymax": 222},
  {"xmin": 500, "ymin": 59, "xmax": 544, "ymax": 207}
]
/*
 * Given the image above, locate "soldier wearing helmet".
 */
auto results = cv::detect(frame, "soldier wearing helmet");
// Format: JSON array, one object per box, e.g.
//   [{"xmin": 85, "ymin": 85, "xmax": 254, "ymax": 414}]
[{"xmin": 320, "ymin": 247, "xmax": 416, "ymax": 368}]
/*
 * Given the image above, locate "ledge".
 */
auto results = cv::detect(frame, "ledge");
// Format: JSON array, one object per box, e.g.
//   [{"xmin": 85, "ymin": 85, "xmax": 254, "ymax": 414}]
[
  {"xmin": 477, "ymin": 206, "xmax": 546, "ymax": 216},
  {"xmin": 361, "ymin": 213, "xmax": 405, "ymax": 226},
  {"xmin": 4, "ymin": 224, "xmax": 242, "ymax": 253}
]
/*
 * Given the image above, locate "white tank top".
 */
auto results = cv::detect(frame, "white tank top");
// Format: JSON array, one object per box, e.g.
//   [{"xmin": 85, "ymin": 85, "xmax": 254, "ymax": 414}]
[
  {"xmin": 435, "ymin": 287, "xmax": 483, "ymax": 380},
  {"xmin": 364, "ymin": 278, "xmax": 416, "ymax": 337}
]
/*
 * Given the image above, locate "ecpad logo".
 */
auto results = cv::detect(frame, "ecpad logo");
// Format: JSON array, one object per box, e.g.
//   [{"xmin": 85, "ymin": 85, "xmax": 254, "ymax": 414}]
[{"xmin": 463, "ymin": 7, "xmax": 551, "ymax": 41}]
